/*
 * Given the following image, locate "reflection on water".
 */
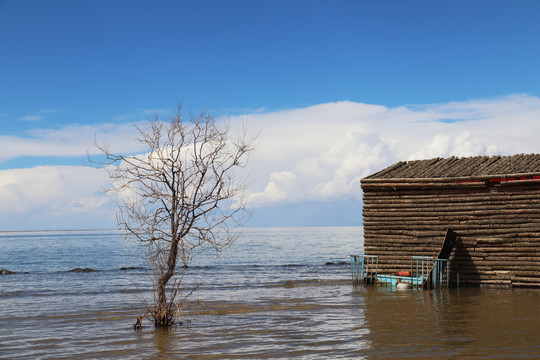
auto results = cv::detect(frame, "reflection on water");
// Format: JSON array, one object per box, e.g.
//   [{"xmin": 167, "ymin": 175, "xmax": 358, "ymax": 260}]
[{"xmin": 360, "ymin": 287, "xmax": 540, "ymax": 359}]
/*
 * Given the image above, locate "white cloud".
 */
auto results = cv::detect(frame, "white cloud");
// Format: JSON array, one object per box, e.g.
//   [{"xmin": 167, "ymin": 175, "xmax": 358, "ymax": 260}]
[
  {"xmin": 243, "ymin": 128, "xmax": 394, "ymax": 207},
  {"xmin": 20, "ymin": 115, "xmax": 44, "ymax": 122},
  {"xmin": 312, "ymin": 132, "xmax": 393, "ymax": 201},
  {"xmin": 247, "ymin": 171, "xmax": 297, "ymax": 206},
  {"xmin": 0, "ymin": 166, "xmax": 115, "ymax": 230},
  {"xmin": 3, "ymin": 94, "xmax": 540, "ymax": 229},
  {"xmin": 235, "ymin": 94, "xmax": 540, "ymax": 208},
  {"xmin": 409, "ymin": 131, "xmax": 499, "ymax": 160},
  {"xmin": 0, "ymin": 122, "xmax": 147, "ymax": 163},
  {"xmin": 19, "ymin": 109, "xmax": 58, "ymax": 122}
]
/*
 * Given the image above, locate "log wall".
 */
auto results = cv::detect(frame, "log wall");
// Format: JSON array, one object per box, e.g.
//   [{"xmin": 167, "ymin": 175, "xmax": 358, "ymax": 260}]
[{"xmin": 361, "ymin": 180, "xmax": 540, "ymax": 288}]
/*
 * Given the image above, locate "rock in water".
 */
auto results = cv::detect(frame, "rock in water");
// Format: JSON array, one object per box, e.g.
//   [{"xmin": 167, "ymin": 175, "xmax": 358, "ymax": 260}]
[
  {"xmin": 396, "ymin": 282, "xmax": 411, "ymax": 290},
  {"xmin": 68, "ymin": 268, "xmax": 97, "ymax": 273}
]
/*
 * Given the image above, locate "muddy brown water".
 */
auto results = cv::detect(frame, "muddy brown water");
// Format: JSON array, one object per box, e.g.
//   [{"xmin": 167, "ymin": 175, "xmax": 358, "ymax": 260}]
[{"xmin": 2, "ymin": 284, "xmax": 539, "ymax": 359}]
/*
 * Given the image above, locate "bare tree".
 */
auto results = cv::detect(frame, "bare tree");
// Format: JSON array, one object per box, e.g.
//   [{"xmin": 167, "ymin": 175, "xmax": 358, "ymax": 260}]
[{"xmin": 95, "ymin": 106, "xmax": 254, "ymax": 327}]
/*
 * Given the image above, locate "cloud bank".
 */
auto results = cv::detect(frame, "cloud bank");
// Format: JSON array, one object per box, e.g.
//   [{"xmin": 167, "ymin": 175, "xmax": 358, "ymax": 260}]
[
  {"xmin": 240, "ymin": 94, "xmax": 540, "ymax": 208},
  {"xmin": 0, "ymin": 166, "xmax": 114, "ymax": 230},
  {"xmin": 1, "ymin": 94, "xmax": 540, "ymax": 229},
  {"xmin": 0, "ymin": 123, "xmax": 146, "ymax": 163}
]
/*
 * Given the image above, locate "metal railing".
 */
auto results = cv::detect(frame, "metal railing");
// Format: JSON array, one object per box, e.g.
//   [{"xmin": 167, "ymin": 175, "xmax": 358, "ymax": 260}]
[
  {"xmin": 349, "ymin": 254, "xmax": 450, "ymax": 289},
  {"xmin": 350, "ymin": 255, "xmax": 378, "ymax": 286},
  {"xmin": 411, "ymin": 256, "xmax": 450, "ymax": 288}
]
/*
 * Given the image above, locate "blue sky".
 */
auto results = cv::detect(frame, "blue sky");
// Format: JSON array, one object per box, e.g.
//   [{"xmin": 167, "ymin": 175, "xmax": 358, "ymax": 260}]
[{"xmin": 1, "ymin": 1, "xmax": 540, "ymax": 230}]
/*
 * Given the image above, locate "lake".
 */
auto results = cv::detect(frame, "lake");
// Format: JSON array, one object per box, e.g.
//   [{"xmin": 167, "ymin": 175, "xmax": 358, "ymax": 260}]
[{"xmin": 0, "ymin": 227, "xmax": 538, "ymax": 359}]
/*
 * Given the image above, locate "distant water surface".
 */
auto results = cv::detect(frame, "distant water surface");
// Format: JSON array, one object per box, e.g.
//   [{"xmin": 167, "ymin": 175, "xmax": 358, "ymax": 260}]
[{"xmin": 0, "ymin": 227, "xmax": 539, "ymax": 359}]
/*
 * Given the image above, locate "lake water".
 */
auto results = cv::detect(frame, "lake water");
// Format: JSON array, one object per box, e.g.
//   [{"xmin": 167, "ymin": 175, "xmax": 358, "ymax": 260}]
[{"xmin": 1, "ymin": 227, "xmax": 539, "ymax": 359}]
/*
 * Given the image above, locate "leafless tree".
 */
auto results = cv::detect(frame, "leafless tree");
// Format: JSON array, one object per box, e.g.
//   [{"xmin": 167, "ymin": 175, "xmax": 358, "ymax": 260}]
[{"xmin": 95, "ymin": 105, "xmax": 254, "ymax": 327}]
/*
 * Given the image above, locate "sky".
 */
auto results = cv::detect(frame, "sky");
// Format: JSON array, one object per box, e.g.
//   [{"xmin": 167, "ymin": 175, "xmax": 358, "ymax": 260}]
[{"xmin": 1, "ymin": 0, "xmax": 540, "ymax": 230}]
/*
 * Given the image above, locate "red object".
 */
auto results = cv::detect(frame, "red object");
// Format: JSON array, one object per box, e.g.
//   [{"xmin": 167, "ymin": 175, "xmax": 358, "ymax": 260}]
[
  {"xmin": 452, "ymin": 179, "xmax": 483, "ymax": 183},
  {"xmin": 488, "ymin": 177, "xmax": 517, "ymax": 183},
  {"xmin": 397, "ymin": 271, "xmax": 411, "ymax": 277}
]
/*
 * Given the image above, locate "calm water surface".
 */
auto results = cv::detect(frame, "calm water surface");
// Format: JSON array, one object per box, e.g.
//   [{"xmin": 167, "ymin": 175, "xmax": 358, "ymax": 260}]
[{"xmin": 0, "ymin": 227, "xmax": 539, "ymax": 359}]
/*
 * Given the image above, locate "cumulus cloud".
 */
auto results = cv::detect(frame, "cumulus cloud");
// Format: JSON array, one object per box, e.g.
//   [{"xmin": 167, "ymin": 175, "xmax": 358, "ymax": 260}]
[
  {"xmin": 247, "ymin": 171, "xmax": 298, "ymax": 206},
  {"xmin": 2, "ymin": 93, "xmax": 540, "ymax": 229},
  {"xmin": 409, "ymin": 131, "xmax": 499, "ymax": 160},
  {"xmin": 236, "ymin": 94, "xmax": 540, "ymax": 208},
  {"xmin": 0, "ymin": 166, "xmax": 114, "ymax": 230}
]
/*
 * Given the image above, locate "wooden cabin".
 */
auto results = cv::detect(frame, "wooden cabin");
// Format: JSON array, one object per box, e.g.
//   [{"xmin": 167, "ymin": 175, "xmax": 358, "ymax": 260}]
[{"xmin": 361, "ymin": 154, "xmax": 540, "ymax": 288}]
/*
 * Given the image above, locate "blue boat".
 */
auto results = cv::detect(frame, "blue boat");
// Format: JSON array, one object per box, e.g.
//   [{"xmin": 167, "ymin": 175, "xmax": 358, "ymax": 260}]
[{"xmin": 375, "ymin": 274, "xmax": 425, "ymax": 287}]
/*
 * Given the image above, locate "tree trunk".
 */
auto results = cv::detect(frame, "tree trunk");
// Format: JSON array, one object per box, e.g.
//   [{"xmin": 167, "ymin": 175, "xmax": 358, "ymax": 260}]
[{"xmin": 155, "ymin": 237, "xmax": 180, "ymax": 327}]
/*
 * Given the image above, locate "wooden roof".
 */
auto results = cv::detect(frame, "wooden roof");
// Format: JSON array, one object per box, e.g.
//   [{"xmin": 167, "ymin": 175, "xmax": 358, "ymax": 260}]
[{"xmin": 365, "ymin": 154, "xmax": 540, "ymax": 180}]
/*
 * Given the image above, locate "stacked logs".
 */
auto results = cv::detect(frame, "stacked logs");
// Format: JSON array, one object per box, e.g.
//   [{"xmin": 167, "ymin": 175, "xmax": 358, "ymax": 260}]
[{"xmin": 361, "ymin": 178, "xmax": 540, "ymax": 288}]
